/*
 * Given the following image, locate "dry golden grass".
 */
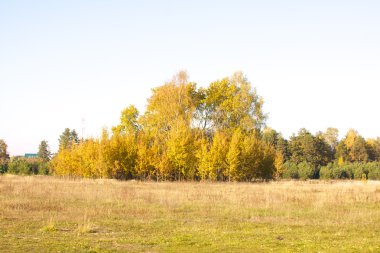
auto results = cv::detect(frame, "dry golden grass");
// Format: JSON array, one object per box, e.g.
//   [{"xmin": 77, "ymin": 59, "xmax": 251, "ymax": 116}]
[{"xmin": 1, "ymin": 175, "xmax": 380, "ymax": 252}]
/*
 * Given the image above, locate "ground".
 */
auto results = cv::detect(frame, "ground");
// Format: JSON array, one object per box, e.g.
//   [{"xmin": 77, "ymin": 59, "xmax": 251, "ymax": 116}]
[{"xmin": 0, "ymin": 175, "xmax": 380, "ymax": 252}]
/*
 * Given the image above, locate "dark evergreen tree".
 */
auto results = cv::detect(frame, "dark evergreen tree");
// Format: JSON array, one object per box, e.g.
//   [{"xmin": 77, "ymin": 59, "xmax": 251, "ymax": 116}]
[
  {"xmin": 38, "ymin": 140, "xmax": 51, "ymax": 162},
  {"xmin": 58, "ymin": 128, "xmax": 79, "ymax": 151}
]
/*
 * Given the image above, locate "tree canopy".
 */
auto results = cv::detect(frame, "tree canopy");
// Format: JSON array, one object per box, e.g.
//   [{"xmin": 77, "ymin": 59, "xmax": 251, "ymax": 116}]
[{"xmin": 48, "ymin": 71, "xmax": 380, "ymax": 181}]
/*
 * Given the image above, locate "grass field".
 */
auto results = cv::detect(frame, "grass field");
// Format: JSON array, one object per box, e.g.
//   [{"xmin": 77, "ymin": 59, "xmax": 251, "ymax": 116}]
[{"xmin": 1, "ymin": 175, "xmax": 380, "ymax": 252}]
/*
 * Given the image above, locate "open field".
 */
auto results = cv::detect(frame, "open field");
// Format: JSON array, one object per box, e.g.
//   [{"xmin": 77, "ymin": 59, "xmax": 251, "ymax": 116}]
[{"xmin": 1, "ymin": 175, "xmax": 380, "ymax": 252}]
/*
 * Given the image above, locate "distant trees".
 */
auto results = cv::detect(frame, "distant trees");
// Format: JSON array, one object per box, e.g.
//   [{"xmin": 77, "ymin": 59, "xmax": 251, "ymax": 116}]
[
  {"xmin": 334, "ymin": 129, "xmax": 373, "ymax": 163},
  {"xmin": 0, "ymin": 139, "xmax": 9, "ymax": 173},
  {"xmin": 1, "ymin": 139, "xmax": 51, "ymax": 175},
  {"xmin": 38, "ymin": 140, "xmax": 51, "ymax": 162},
  {"xmin": 281, "ymin": 127, "xmax": 380, "ymax": 180},
  {"xmin": 286, "ymin": 129, "xmax": 332, "ymax": 178},
  {"xmin": 367, "ymin": 138, "xmax": 380, "ymax": 161},
  {"xmin": 58, "ymin": 128, "xmax": 79, "ymax": 151},
  {"xmin": 6, "ymin": 155, "xmax": 50, "ymax": 175},
  {"xmin": 8, "ymin": 157, "xmax": 40, "ymax": 175},
  {"xmin": 319, "ymin": 162, "xmax": 380, "ymax": 180},
  {"xmin": 322, "ymin": 128, "xmax": 339, "ymax": 153}
]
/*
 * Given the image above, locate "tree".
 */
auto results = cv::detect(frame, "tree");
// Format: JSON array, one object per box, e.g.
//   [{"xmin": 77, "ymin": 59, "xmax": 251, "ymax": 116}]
[
  {"xmin": 350, "ymin": 136, "xmax": 368, "ymax": 162},
  {"xmin": 167, "ymin": 119, "xmax": 196, "ymax": 180},
  {"xmin": 51, "ymin": 71, "xmax": 276, "ymax": 181},
  {"xmin": 314, "ymin": 132, "xmax": 333, "ymax": 167},
  {"xmin": 112, "ymin": 105, "xmax": 140, "ymax": 135},
  {"xmin": 274, "ymin": 150, "xmax": 285, "ymax": 178},
  {"xmin": 339, "ymin": 129, "xmax": 369, "ymax": 162},
  {"xmin": 196, "ymin": 137, "xmax": 211, "ymax": 180},
  {"xmin": 344, "ymin": 129, "xmax": 358, "ymax": 149},
  {"xmin": 366, "ymin": 138, "xmax": 380, "ymax": 161},
  {"xmin": 135, "ymin": 131, "xmax": 156, "ymax": 179},
  {"xmin": 206, "ymin": 131, "xmax": 229, "ymax": 181},
  {"xmin": 276, "ymin": 135, "xmax": 290, "ymax": 162},
  {"xmin": 141, "ymin": 71, "xmax": 197, "ymax": 133},
  {"xmin": 0, "ymin": 139, "xmax": 9, "ymax": 173},
  {"xmin": 335, "ymin": 139, "xmax": 348, "ymax": 163},
  {"xmin": 102, "ymin": 129, "xmax": 137, "ymax": 179},
  {"xmin": 288, "ymin": 129, "xmax": 315, "ymax": 164},
  {"xmin": 138, "ymin": 71, "xmax": 199, "ymax": 180},
  {"xmin": 240, "ymin": 134, "xmax": 276, "ymax": 180},
  {"xmin": 262, "ymin": 127, "xmax": 289, "ymax": 170},
  {"xmin": 288, "ymin": 129, "xmax": 332, "ymax": 177},
  {"xmin": 322, "ymin": 127, "xmax": 339, "ymax": 159},
  {"xmin": 200, "ymin": 72, "xmax": 266, "ymax": 134},
  {"xmin": 262, "ymin": 127, "xmax": 280, "ymax": 146},
  {"xmin": 226, "ymin": 128, "xmax": 243, "ymax": 181},
  {"xmin": 38, "ymin": 140, "xmax": 51, "ymax": 162},
  {"xmin": 58, "ymin": 128, "xmax": 79, "ymax": 151}
]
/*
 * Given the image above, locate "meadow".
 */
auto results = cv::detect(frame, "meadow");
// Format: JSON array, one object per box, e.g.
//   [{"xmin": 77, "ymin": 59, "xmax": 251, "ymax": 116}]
[{"xmin": 1, "ymin": 175, "xmax": 380, "ymax": 252}]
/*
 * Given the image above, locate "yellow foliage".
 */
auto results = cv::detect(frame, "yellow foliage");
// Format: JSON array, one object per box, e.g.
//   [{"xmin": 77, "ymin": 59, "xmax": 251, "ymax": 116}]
[
  {"xmin": 226, "ymin": 128, "xmax": 243, "ymax": 181},
  {"xmin": 52, "ymin": 71, "xmax": 277, "ymax": 181},
  {"xmin": 167, "ymin": 120, "xmax": 196, "ymax": 180},
  {"xmin": 196, "ymin": 137, "xmax": 211, "ymax": 181},
  {"xmin": 344, "ymin": 129, "xmax": 358, "ymax": 149},
  {"xmin": 338, "ymin": 156, "xmax": 344, "ymax": 167},
  {"xmin": 274, "ymin": 151, "xmax": 284, "ymax": 178}
]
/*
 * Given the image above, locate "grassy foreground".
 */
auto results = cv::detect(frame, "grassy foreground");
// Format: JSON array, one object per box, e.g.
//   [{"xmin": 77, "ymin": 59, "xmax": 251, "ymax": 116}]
[{"xmin": 0, "ymin": 175, "xmax": 380, "ymax": 252}]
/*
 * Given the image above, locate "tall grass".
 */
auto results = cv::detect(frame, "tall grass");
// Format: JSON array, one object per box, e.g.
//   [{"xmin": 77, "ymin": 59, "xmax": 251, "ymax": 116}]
[{"xmin": 1, "ymin": 175, "xmax": 380, "ymax": 252}]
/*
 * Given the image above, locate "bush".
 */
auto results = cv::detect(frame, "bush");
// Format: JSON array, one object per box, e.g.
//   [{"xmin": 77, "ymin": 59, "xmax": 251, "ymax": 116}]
[
  {"xmin": 366, "ymin": 162, "xmax": 380, "ymax": 180},
  {"xmin": 350, "ymin": 163, "xmax": 366, "ymax": 180},
  {"xmin": 8, "ymin": 157, "xmax": 50, "ymax": 175},
  {"xmin": 298, "ymin": 162, "xmax": 314, "ymax": 180},
  {"xmin": 8, "ymin": 158, "xmax": 30, "ymax": 174},
  {"xmin": 320, "ymin": 162, "xmax": 358, "ymax": 179},
  {"xmin": 282, "ymin": 161, "xmax": 316, "ymax": 180},
  {"xmin": 38, "ymin": 162, "xmax": 50, "ymax": 175},
  {"xmin": 320, "ymin": 164, "xmax": 333, "ymax": 179},
  {"xmin": 0, "ymin": 164, "xmax": 7, "ymax": 174},
  {"xmin": 332, "ymin": 166, "xmax": 352, "ymax": 179},
  {"xmin": 282, "ymin": 162, "xmax": 299, "ymax": 179},
  {"xmin": 317, "ymin": 162, "xmax": 380, "ymax": 180}
]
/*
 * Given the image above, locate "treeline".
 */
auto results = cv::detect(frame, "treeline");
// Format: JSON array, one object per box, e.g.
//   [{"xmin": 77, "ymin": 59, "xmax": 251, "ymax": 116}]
[
  {"xmin": 2, "ymin": 72, "xmax": 380, "ymax": 181},
  {"xmin": 280, "ymin": 128, "xmax": 380, "ymax": 180},
  {"xmin": 0, "ymin": 140, "xmax": 51, "ymax": 175},
  {"xmin": 48, "ymin": 71, "xmax": 380, "ymax": 181}
]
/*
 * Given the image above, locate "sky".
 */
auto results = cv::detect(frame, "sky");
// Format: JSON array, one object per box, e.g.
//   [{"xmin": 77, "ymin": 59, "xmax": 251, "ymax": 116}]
[{"xmin": 1, "ymin": 0, "xmax": 380, "ymax": 156}]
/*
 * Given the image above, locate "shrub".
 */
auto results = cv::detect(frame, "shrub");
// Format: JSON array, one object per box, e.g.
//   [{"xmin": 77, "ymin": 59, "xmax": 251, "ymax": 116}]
[
  {"xmin": 332, "ymin": 166, "xmax": 351, "ymax": 179},
  {"xmin": 320, "ymin": 164, "xmax": 333, "ymax": 179},
  {"xmin": 8, "ymin": 157, "xmax": 50, "ymax": 175},
  {"xmin": 38, "ymin": 162, "xmax": 50, "ymax": 175},
  {"xmin": 298, "ymin": 162, "xmax": 314, "ymax": 180},
  {"xmin": 8, "ymin": 158, "xmax": 30, "ymax": 174},
  {"xmin": 282, "ymin": 162, "xmax": 299, "ymax": 179},
  {"xmin": 350, "ymin": 163, "xmax": 366, "ymax": 180},
  {"xmin": 0, "ymin": 164, "xmax": 7, "ymax": 174},
  {"xmin": 318, "ymin": 162, "xmax": 380, "ymax": 180},
  {"xmin": 366, "ymin": 162, "xmax": 380, "ymax": 180}
]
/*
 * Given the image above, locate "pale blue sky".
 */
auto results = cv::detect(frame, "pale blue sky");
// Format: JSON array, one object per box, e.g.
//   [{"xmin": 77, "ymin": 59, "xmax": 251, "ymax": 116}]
[{"xmin": 1, "ymin": 1, "xmax": 380, "ymax": 155}]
